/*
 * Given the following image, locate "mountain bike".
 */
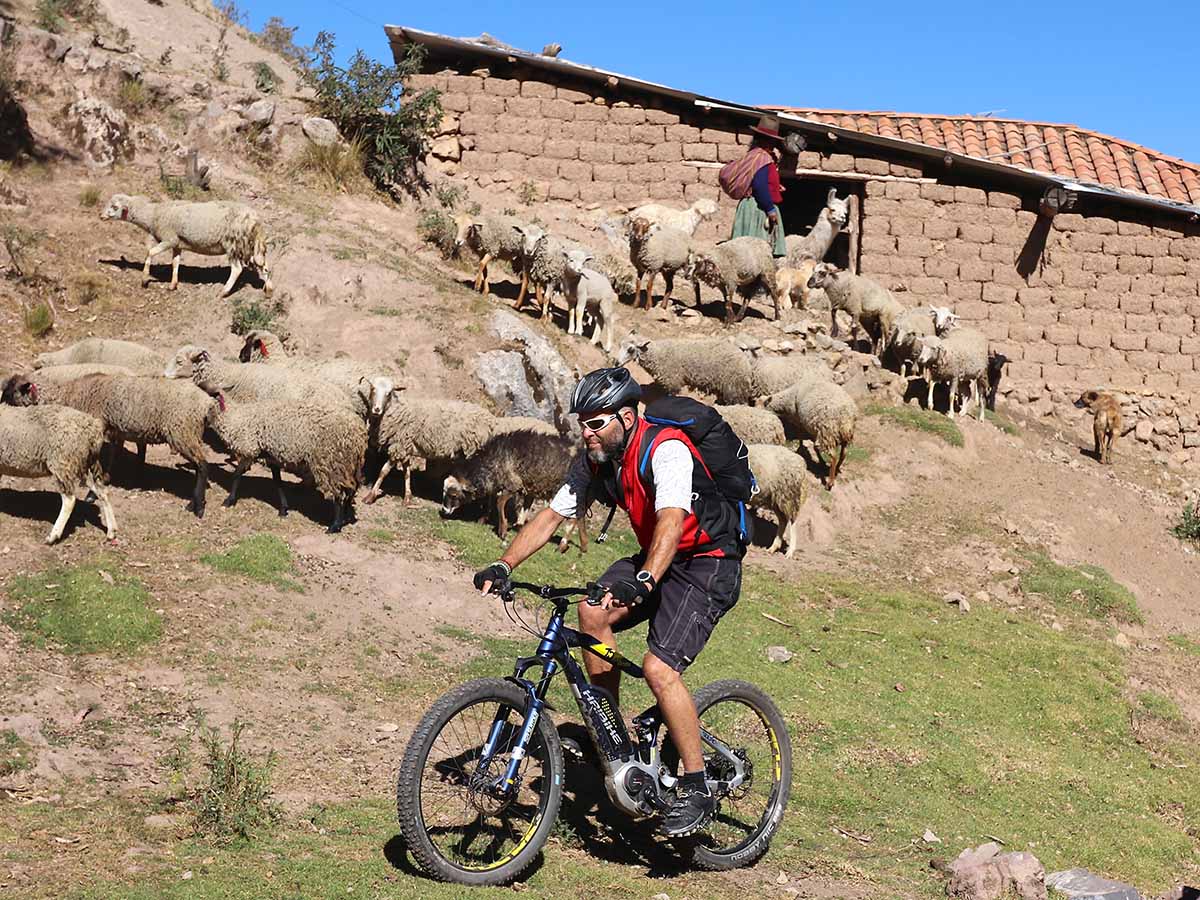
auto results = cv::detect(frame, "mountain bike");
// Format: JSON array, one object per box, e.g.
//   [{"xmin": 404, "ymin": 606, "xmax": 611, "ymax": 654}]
[{"xmin": 395, "ymin": 579, "xmax": 793, "ymax": 886}]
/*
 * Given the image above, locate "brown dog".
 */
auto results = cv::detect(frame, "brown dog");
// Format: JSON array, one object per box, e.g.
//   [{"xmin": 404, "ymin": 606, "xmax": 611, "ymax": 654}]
[{"xmin": 1074, "ymin": 389, "xmax": 1121, "ymax": 464}]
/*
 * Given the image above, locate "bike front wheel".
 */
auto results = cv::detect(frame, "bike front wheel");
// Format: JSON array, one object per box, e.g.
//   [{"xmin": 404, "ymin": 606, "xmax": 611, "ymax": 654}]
[
  {"xmin": 396, "ymin": 677, "xmax": 564, "ymax": 886},
  {"xmin": 664, "ymin": 678, "xmax": 793, "ymax": 870}
]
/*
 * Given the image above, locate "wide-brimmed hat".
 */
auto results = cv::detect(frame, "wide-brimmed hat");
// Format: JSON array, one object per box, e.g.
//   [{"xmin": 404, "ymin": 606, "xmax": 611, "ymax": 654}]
[{"xmin": 750, "ymin": 115, "xmax": 784, "ymax": 142}]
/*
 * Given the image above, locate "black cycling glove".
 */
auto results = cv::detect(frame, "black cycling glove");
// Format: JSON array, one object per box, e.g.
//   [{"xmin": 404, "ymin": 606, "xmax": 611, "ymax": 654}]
[
  {"xmin": 603, "ymin": 570, "xmax": 656, "ymax": 607},
  {"xmin": 473, "ymin": 561, "xmax": 511, "ymax": 592}
]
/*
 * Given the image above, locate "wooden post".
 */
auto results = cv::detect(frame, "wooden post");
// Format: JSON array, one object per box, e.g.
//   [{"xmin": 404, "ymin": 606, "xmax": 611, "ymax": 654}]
[{"xmin": 847, "ymin": 193, "xmax": 861, "ymax": 274}]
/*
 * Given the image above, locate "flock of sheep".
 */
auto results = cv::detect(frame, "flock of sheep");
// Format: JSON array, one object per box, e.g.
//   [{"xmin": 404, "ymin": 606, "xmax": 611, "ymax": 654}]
[{"xmin": 0, "ymin": 186, "xmax": 1009, "ymax": 558}]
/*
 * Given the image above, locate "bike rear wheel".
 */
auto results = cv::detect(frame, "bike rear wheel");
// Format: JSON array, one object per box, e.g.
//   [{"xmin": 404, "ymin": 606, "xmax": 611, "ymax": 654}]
[
  {"xmin": 396, "ymin": 678, "xmax": 564, "ymax": 886},
  {"xmin": 664, "ymin": 679, "xmax": 792, "ymax": 870}
]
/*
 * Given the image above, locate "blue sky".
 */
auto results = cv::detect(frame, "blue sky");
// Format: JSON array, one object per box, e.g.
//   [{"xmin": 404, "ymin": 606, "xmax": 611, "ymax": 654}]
[{"xmin": 245, "ymin": 0, "xmax": 1200, "ymax": 163}]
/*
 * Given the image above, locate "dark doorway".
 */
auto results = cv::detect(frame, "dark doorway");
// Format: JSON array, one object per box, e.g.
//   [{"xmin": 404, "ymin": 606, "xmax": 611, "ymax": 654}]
[{"xmin": 777, "ymin": 177, "xmax": 864, "ymax": 271}]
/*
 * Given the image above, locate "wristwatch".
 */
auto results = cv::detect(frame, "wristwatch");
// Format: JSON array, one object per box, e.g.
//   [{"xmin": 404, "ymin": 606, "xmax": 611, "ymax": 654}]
[{"xmin": 635, "ymin": 570, "xmax": 657, "ymax": 595}]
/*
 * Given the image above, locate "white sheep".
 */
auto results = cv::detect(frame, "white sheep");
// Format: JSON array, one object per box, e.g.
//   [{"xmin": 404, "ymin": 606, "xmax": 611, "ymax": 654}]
[
  {"xmin": 616, "ymin": 335, "xmax": 754, "ymax": 405},
  {"xmin": 750, "ymin": 354, "xmax": 834, "ymax": 399},
  {"xmin": 808, "ymin": 263, "xmax": 902, "ymax": 354},
  {"xmin": 100, "ymin": 194, "xmax": 273, "ymax": 298},
  {"xmin": 454, "ymin": 213, "xmax": 526, "ymax": 300},
  {"xmin": 715, "ymin": 404, "xmax": 786, "ymax": 445},
  {"xmin": 562, "ymin": 249, "xmax": 618, "ymax": 353},
  {"xmin": 747, "ymin": 443, "xmax": 812, "ymax": 557},
  {"xmin": 8, "ymin": 371, "xmax": 218, "ymax": 517},
  {"xmin": 785, "ymin": 189, "xmax": 850, "ymax": 266},
  {"xmin": 34, "ymin": 337, "xmax": 165, "ymax": 374},
  {"xmin": 624, "ymin": 198, "xmax": 718, "ymax": 236},
  {"xmin": 764, "ymin": 376, "xmax": 857, "ymax": 488},
  {"xmin": 364, "ymin": 397, "xmax": 497, "ymax": 504},
  {"xmin": 490, "ymin": 415, "xmax": 560, "ymax": 437},
  {"xmin": 513, "ymin": 224, "xmax": 578, "ymax": 320},
  {"xmin": 0, "ymin": 386, "xmax": 116, "ymax": 544},
  {"xmin": 628, "ymin": 217, "xmax": 694, "ymax": 312},
  {"xmin": 690, "ymin": 237, "xmax": 782, "ymax": 323},
  {"xmin": 921, "ymin": 327, "xmax": 990, "ymax": 420},
  {"xmin": 888, "ymin": 306, "xmax": 939, "ymax": 378}
]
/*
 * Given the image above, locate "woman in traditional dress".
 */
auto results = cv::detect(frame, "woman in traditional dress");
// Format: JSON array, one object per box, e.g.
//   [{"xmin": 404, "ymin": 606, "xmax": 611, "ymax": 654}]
[{"xmin": 721, "ymin": 115, "xmax": 788, "ymax": 258}]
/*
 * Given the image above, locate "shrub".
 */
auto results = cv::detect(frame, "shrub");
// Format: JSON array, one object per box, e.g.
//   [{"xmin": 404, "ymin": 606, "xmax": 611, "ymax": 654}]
[
  {"xmin": 212, "ymin": 0, "xmax": 246, "ymax": 26},
  {"xmin": 517, "ymin": 180, "xmax": 539, "ymax": 206},
  {"xmin": 192, "ymin": 719, "xmax": 280, "ymax": 842},
  {"xmin": 434, "ymin": 182, "xmax": 465, "ymax": 210},
  {"xmin": 35, "ymin": 0, "xmax": 65, "ymax": 32},
  {"xmin": 417, "ymin": 208, "xmax": 457, "ymax": 258},
  {"xmin": 249, "ymin": 60, "xmax": 279, "ymax": 93},
  {"xmin": 73, "ymin": 271, "xmax": 104, "ymax": 306},
  {"xmin": 1172, "ymin": 503, "xmax": 1200, "ymax": 543},
  {"xmin": 292, "ymin": 136, "xmax": 367, "ymax": 193},
  {"xmin": 303, "ymin": 32, "xmax": 442, "ymax": 194},
  {"xmin": 257, "ymin": 16, "xmax": 307, "ymax": 67},
  {"xmin": 116, "ymin": 77, "xmax": 148, "ymax": 115},
  {"xmin": 2, "ymin": 223, "xmax": 41, "ymax": 276},
  {"xmin": 78, "ymin": 184, "xmax": 101, "ymax": 208},
  {"xmin": 158, "ymin": 47, "xmax": 173, "ymax": 67},
  {"xmin": 230, "ymin": 294, "xmax": 287, "ymax": 336}
]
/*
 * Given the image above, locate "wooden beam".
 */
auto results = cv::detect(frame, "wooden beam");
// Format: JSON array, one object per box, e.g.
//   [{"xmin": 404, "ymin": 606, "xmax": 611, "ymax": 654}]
[{"xmin": 847, "ymin": 193, "xmax": 861, "ymax": 275}]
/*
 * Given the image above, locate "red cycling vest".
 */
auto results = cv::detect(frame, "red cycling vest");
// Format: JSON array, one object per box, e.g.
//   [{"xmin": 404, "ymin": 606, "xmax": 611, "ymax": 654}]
[{"xmin": 590, "ymin": 417, "xmax": 740, "ymax": 560}]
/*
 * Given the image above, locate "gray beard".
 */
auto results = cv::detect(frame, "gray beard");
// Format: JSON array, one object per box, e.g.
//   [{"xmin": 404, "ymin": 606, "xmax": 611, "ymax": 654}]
[{"xmin": 587, "ymin": 448, "xmax": 610, "ymax": 464}]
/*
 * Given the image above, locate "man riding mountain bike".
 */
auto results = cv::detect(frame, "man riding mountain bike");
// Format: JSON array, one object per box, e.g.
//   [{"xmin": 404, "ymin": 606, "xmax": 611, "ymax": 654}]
[{"xmin": 474, "ymin": 366, "xmax": 745, "ymax": 837}]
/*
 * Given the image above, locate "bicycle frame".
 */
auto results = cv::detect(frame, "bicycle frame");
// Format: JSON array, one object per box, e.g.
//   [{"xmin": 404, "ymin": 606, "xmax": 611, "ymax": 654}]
[{"xmin": 481, "ymin": 583, "xmax": 749, "ymax": 816}]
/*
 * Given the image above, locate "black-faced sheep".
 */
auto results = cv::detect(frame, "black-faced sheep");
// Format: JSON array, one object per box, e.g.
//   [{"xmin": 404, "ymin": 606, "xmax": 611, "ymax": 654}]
[
  {"xmin": 0, "ymin": 387, "xmax": 116, "ymax": 544},
  {"xmin": 441, "ymin": 429, "xmax": 581, "ymax": 541},
  {"xmin": 100, "ymin": 194, "xmax": 273, "ymax": 298}
]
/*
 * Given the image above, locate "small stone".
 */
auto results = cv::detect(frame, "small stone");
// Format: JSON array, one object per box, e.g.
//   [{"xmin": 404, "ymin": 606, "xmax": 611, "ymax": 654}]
[
  {"xmin": 775, "ymin": 870, "xmax": 789, "ymax": 884},
  {"xmin": 894, "ymin": 682, "xmax": 906, "ymax": 692},
  {"xmin": 923, "ymin": 829, "xmax": 941, "ymax": 844},
  {"xmin": 651, "ymin": 894, "xmax": 669, "ymax": 900},
  {"xmin": 766, "ymin": 646, "xmax": 793, "ymax": 663},
  {"xmin": 376, "ymin": 722, "xmax": 399, "ymax": 733},
  {"xmin": 181, "ymin": 871, "xmax": 193, "ymax": 880},
  {"xmin": 1045, "ymin": 868, "xmax": 1140, "ymax": 900},
  {"xmin": 242, "ymin": 99, "xmax": 276, "ymax": 126},
  {"xmin": 1113, "ymin": 632, "xmax": 1132, "ymax": 649},
  {"xmin": 1135, "ymin": 420, "xmax": 1154, "ymax": 442},
  {"xmin": 1051, "ymin": 622, "xmax": 1064, "ymax": 632}
]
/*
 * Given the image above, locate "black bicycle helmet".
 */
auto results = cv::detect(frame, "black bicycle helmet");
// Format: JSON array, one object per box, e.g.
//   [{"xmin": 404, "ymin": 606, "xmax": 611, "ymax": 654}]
[{"xmin": 570, "ymin": 366, "xmax": 642, "ymax": 416}]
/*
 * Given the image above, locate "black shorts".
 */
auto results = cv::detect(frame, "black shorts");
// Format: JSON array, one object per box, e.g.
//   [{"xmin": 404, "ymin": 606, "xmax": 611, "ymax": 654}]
[{"xmin": 600, "ymin": 554, "xmax": 742, "ymax": 672}]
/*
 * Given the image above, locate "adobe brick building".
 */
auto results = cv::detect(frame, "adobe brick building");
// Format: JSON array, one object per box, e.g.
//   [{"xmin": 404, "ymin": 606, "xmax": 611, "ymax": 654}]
[{"xmin": 388, "ymin": 27, "xmax": 1200, "ymax": 412}]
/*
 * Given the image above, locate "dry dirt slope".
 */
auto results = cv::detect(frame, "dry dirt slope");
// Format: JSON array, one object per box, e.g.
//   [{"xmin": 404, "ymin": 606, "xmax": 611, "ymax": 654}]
[{"xmin": 2, "ymin": 1, "xmax": 1200, "ymax": 897}]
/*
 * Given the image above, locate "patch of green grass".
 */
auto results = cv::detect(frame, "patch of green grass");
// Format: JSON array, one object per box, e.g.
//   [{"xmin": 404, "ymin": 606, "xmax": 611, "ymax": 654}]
[
  {"xmin": 1137, "ymin": 690, "xmax": 1183, "ymax": 725},
  {"xmin": 364, "ymin": 527, "xmax": 398, "ymax": 543},
  {"xmin": 842, "ymin": 444, "xmax": 872, "ymax": 465},
  {"xmin": 201, "ymin": 534, "xmax": 302, "ymax": 592},
  {"xmin": 229, "ymin": 294, "xmax": 287, "ymax": 337},
  {"xmin": 416, "ymin": 207, "xmax": 458, "ymax": 258},
  {"xmin": 1019, "ymin": 552, "xmax": 1142, "ymax": 624},
  {"xmin": 192, "ymin": 720, "xmax": 280, "ymax": 843},
  {"xmin": 115, "ymin": 77, "xmax": 148, "ymax": 115},
  {"xmin": 4, "ymin": 558, "xmax": 162, "ymax": 654},
  {"xmin": 369, "ymin": 306, "xmax": 403, "ymax": 317},
  {"xmin": 23, "ymin": 300, "xmax": 54, "ymax": 337},
  {"xmin": 0, "ymin": 730, "xmax": 33, "ymax": 777},
  {"xmin": 988, "ymin": 410, "xmax": 1021, "ymax": 436},
  {"xmin": 1167, "ymin": 634, "xmax": 1200, "ymax": 656},
  {"xmin": 1170, "ymin": 503, "xmax": 1200, "ymax": 544},
  {"xmin": 866, "ymin": 402, "xmax": 964, "ymax": 447},
  {"xmin": 78, "ymin": 184, "xmax": 101, "ymax": 208}
]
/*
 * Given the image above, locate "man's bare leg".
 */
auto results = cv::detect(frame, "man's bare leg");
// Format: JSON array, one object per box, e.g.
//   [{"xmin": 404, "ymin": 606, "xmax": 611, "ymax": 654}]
[{"xmin": 577, "ymin": 602, "xmax": 635, "ymax": 704}]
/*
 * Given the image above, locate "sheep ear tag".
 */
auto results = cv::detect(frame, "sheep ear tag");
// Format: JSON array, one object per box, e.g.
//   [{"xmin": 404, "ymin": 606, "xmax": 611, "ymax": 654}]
[
  {"xmin": 258, "ymin": 340, "xmax": 269, "ymax": 358},
  {"xmin": 217, "ymin": 392, "xmax": 226, "ymax": 412},
  {"xmin": 121, "ymin": 208, "xmax": 128, "ymax": 220}
]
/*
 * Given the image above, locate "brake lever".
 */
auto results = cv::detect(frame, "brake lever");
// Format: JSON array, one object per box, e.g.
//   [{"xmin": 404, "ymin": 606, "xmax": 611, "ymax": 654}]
[{"xmin": 585, "ymin": 581, "xmax": 606, "ymax": 607}]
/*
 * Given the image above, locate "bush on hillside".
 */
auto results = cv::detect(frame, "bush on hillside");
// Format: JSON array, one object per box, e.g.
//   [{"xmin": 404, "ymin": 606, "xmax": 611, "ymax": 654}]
[
  {"xmin": 1172, "ymin": 503, "xmax": 1200, "ymax": 543},
  {"xmin": 417, "ymin": 208, "xmax": 457, "ymax": 258},
  {"xmin": 257, "ymin": 16, "xmax": 307, "ymax": 68},
  {"xmin": 302, "ymin": 32, "xmax": 441, "ymax": 195}
]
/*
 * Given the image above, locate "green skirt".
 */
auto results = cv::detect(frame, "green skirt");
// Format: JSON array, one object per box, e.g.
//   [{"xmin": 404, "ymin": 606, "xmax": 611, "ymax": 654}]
[{"xmin": 732, "ymin": 197, "xmax": 786, "ymax": 257}]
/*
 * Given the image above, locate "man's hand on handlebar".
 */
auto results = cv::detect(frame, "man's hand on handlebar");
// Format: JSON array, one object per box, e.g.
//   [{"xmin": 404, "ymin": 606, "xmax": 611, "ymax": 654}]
[
  {"xmin": 588, "ymin": 571, "xmax": 656, "ymax": 611},
  {"xmin": 474, "ymin": 561, "xmax": 511, "ymax": 596}
]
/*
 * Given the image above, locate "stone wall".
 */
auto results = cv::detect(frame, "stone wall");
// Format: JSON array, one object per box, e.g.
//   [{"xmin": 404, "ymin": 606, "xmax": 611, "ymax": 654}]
[{"xmin": 407, "ymin": 66, "xmax": 1200, "ymax": 443}]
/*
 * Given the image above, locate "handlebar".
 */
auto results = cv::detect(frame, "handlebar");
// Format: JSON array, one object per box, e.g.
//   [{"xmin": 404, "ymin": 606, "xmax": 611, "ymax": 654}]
[{"xmin": 491, "ymin": 579, "xmax": 604, "ymax": 604}]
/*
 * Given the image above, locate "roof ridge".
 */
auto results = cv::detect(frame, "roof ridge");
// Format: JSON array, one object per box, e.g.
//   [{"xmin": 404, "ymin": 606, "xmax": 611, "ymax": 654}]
[{"xmin": 764, "ymin": 106, "xmax": 1200, "ymax": 174}]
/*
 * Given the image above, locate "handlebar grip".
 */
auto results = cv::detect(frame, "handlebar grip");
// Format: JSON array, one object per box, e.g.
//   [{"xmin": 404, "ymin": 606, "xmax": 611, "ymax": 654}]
[{"xmin": 585, "ymin": 582, "xmax": 606, "ymax": 606}]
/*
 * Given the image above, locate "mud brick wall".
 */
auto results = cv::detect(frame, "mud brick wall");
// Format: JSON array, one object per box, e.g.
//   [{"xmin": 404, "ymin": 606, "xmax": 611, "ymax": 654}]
[{"xmin": 856, "ymin": 182, "xmax": 1200, "ymax": 395}]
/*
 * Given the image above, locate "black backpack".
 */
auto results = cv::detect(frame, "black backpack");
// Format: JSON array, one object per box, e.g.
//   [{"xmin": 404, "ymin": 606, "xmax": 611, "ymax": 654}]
[{"xmin": 596, "ymin": 397, "xmax": 757, "ymax": 554}]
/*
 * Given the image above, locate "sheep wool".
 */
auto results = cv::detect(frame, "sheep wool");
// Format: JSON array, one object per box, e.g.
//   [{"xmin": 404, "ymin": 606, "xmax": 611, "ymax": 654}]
[
  {"xmin": 628, "ymin": 219, "xmax": 694, "ymax": 311},
  {"xmin": 456, "ymin": 213, "xmax": 526, "ymax": 297},
  {"xmin": 747, "ymin": 443, "xmax": 811, "ymax": 557},
  {"xmin": 750, "ymin": 355, "xmax": 834, "ymax": 399},
  {"xmin": 714, "ymin": 404, "xmax": 786, "ymax": 445},
  {"xmin": 625, "ymin": 198, "xmax": 718, "ymax": 236},
  {"xmin": 927, "ymin": 326, "xmax": 989, "ymax": 420},
  {"xmin": 34, "ymin": 337, "xmax": 165, "ymax": 374},
  {"xmin": 691, "ymin": 236, "xmax": 781, "ymax": 323},
  {"xmin": 0, "ymin": 400, "xmax": 116, "ymax": 543},
  {"xmin": 365, "ymin": 398, "xmax": 497, "ymax": 503},
  {"xmin": 618, "ymin": 336, "xmax": 754, "ymax": 405},
  {"xmin": 764, "ymin": 375, "xmax": 857, "ymax": 488},
  {"xmin": 100, "ymin": 194, "xmax": 273, "ymax": 298},
  {"xmin": 211, "ymin": 397, "xmax": 367, "ymax": 532}
]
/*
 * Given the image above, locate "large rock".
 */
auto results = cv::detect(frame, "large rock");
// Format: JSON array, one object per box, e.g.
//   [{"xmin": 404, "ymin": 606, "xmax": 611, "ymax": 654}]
[
  {"xmin": 475, "ymin": 350, "xmax": 544, "ymax": 419},
  {"xmin": 63, "ymin": 96, "xmax": 133, "ymax": 172},
  {"xmin": 482, "ymin": 310, "xmax": 580, "ymax": 440},
  {"xmin": 242, "ymin": 99, "xmax": 276, "ymax": 126},
  {"xmin": 302, "ymin": 116, "xmax": 341, "ymax": 147},
  {"xmin": 430, "ymin": 135, "xmax": 461, "ymax": 161},
  {"xmin": 946, "ymin": 843, "xmax": 1046, "ymax": 900},
  {"xmin": 1044, "ymin": 869, "xmax": 1140, "ymax": 900}
]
